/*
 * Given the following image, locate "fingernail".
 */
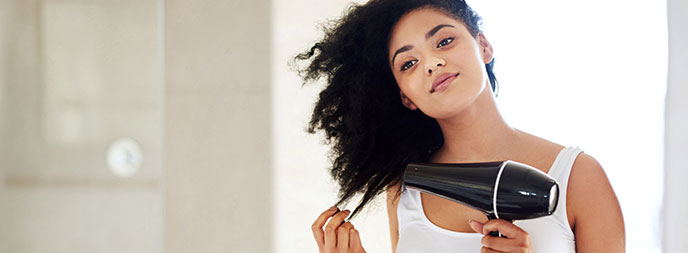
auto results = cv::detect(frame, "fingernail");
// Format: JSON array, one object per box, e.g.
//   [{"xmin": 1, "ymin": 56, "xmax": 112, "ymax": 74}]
[
  {"xmin": 329, "ymin": 206, "xmax": 337, "ymax": 211},
  {"xmin": 472, "ymin": 220, "xmax": 484, "ymax": 226},
  {"xmin": 468, "ymin": 220, "xmax": 484, "ymax": 235}
]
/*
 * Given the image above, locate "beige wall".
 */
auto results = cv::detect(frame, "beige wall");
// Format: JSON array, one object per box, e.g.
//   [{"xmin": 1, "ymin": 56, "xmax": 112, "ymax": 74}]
[
  {"xmin": 0, "ymin": 0, "xmax": 163, "ymax": 252},
  {"xmin": 1, "ymin": 0, "xmax": 274, "ymax": 251},
  {"xmin": 164, "ymin": 0, "xmax": 273, "ymax": 252}
]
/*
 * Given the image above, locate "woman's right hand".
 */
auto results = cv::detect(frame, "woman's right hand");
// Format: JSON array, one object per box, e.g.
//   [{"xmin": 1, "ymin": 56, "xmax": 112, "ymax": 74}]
[{"xmin": 311, "ymin": 206, "xmax": 366, "ymax": 253}]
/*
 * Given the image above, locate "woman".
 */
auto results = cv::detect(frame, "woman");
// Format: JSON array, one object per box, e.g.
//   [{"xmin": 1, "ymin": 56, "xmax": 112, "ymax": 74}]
[{"xmin": 296, "ymin": 0, "xmax": 625, "ymax": 252}]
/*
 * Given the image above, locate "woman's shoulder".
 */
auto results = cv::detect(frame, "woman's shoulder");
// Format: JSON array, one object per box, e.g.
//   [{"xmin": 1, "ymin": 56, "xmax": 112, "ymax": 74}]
[
  {"xmin": 566, "ymin": 151, "xmax": 626, "ymax": 250},
  {"xmin": 512, "ymin": 130, "xmax": 566, "ymax": 173},
  {"xmin": 385, "ymin": 180, "xmax": 403, "ymax": 252},
  {"xmin": 517, "ymin": 131, "xmax": 565, "ymax": 151},
  {"xmin": 568, "ymin": 152, "xmax": 613, "ymax": 204},
  {"xmin": 568, "ymin": 151, "xmax": 610, "ymax": 201},
  {"xmin": 519, "ymin": 131, "xmax": 611, "ymax": 198},
  {"xmin": 517, "ymin": 132, "xmax": 625, "ymax": 250},
  {"xmin": 385, "ymin": 180, "xmax": 403, "ymax": 203}
]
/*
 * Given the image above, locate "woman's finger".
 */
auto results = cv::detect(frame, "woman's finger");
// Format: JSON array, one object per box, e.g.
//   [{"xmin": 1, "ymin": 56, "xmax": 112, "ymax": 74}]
[
  {"xmin": 480, "ymin": 219, "xmax": 526, "ymax": 238},
  {"xmin": 324, "ymin": 209, "xmax": 351, "ymax": 251},
  {"xmin": 480, "ymin": 219, "xmax": 531, "ymax": 252},
  {"xmin": 311, "ymin": 206, "xmax": 339, "ymax": 249},
  {"xmin": 469, "ymin": 219, "xmax": 485, "ymax": 235},
  {"xmin": 349, "ymin": 228, "xmax": 366, "ymax": 253},
  {"xmin": 480, "ymin": 246, "xmax": 502, "ymax": 253},
  {"xmin": 337, "ymin": 222, "xmax": 353, "ymax": 252},
  {"xmin": 480, "ymin": 233, "xmax": 513, "ymax": 252}
]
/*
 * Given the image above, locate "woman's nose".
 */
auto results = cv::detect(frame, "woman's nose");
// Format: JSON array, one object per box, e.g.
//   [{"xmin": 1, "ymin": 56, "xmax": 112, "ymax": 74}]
[{"xmin": 426, "ymin": 57, "xmax": 445, "ymax": 75}]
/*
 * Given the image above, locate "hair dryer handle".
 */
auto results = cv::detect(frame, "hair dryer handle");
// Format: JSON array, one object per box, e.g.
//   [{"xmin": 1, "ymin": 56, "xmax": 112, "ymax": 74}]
[{"xmin": 486, "ymin": 213, "xmax": 512, "ymax": 238}]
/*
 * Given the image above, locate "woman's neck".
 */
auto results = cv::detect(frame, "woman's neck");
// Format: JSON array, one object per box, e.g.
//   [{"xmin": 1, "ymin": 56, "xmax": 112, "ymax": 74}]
[{"xmin": 432, "ymin": 85, "xmax": 520, "ymax": 163}]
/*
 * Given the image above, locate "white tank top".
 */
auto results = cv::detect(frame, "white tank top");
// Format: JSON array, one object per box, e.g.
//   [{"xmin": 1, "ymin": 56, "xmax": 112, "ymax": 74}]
[{"xmin": 396, "ymin": 146, "xmax": 582, "ymax": 253}]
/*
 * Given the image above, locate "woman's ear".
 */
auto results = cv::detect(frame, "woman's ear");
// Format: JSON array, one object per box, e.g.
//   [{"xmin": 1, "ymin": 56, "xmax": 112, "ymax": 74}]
[
  {"xmin": 400, "ymin": 91, "xmax": 418, "ymax": 110},
  {"xmin": 477, "ymin": 33, "xmax": 494, "ymax": 64}
]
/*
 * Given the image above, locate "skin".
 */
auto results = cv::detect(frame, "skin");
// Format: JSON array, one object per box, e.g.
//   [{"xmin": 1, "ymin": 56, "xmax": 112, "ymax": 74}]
[
  {"xmin": 312, "ymin": 207, "xmax": 365, "ymax": 253},
  {"xmin": 312, "ymin": 7, "xmax": 625, "ymax": 253}
]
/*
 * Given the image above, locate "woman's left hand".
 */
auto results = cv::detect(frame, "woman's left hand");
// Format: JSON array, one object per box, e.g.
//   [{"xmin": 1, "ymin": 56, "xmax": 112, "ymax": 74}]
[{"xmin": 469, "ymin": 219, "xmax": 533, "ymax": 253}]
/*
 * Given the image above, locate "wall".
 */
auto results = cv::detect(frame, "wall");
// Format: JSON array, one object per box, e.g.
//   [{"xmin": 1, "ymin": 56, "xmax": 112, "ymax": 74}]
[
  {"xmin": 0, "ymin": 0, "xmax": 164, "ymax": 252},
  {"xmin": 663, "ymin": 0, "xmax": 688, "ymax": 251},
  {"xmin": 0, "ymin": 0, "xmax": 274, "ymax": 252},
  {"xmin": 164, "ymin": 0, "xmax": 273, "ymax": 252}
]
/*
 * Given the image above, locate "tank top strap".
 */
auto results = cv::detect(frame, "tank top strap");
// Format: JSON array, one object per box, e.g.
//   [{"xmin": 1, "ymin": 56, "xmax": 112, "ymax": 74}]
[
  {"xmin": 547, "ymin": 146, "xmax": 583, "ymax": 188},
  {"xmin": 544, "ymin": 146, "xmax": 583, "ymax": 235}
]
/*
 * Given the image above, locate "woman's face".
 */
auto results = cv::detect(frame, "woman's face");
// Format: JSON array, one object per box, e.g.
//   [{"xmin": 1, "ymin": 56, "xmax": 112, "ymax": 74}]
[{"xmin": 388, "ymin": 8, "xmax": 493, "ymax": 119}]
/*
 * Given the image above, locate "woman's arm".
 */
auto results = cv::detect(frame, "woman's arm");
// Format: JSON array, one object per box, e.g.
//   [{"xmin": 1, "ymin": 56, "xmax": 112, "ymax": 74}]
[
  {"xmin": 568, "ymin": 153, "xmax": 625, "ymax": 252},
  {"xmin": 386, "ymin": 182, "xmax": 402, "ymax": 253}
]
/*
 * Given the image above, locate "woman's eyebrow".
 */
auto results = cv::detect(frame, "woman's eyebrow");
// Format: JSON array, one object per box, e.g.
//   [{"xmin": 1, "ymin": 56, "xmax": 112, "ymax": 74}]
[
  {"xmin": 425, "ymin": 24, "xmax": 455, "ymax": 39},
  {"xmin": 392, "ymin": 45, "xmax": 413, "ymax": 65},
  {"xmin": 391, "ymin": 24, "xmax": 456, "ymax": 65}
]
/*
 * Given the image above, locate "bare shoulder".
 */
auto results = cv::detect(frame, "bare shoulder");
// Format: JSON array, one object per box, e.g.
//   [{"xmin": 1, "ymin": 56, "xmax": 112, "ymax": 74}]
[
  {"xmin": 385, "ymin": 180, "xmax": 402, "ymax": 222},
  {"xmin": 568, "ymin": 153, "xmax": 616, "ymax": 207},
  {"xmin": 568, "ymin": 152, "xmax": 626, "ymax": 252},
  {"xmin": 386, "ymin": 181, "xmax": 402, "ymax": 252},
  {"xmin": 386, "ymin": 180, "xmax": 402, "ymax": 221},
  {"xmin": 386, "ymin": 181, "xmax": 402, "ymax": 201}
]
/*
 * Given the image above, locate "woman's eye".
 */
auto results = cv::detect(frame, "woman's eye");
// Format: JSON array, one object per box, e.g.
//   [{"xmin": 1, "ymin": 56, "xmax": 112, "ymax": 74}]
[
  {"xmin": 437, "ymin": 37, "xmax": 454, "ymax": 48},
  {"xmin": 401, "ymin": 60, "xmax": 418, "ymax": 72}
]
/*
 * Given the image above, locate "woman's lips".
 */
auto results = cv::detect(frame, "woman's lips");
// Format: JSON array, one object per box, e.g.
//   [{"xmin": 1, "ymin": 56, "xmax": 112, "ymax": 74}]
[{"xmin": 431, "ymin": 73, "xmax": 459, "ymax": 93}]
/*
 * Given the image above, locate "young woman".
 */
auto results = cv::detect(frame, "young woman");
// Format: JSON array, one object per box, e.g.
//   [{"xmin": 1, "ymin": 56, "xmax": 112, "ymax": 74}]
[{"xmin": 296, "ymin": 0, "xmax": 625, "ymax": 252}]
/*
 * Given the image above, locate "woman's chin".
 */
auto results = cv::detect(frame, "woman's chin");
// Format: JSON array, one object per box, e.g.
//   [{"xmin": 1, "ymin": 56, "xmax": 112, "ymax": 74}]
[
  {"xmin": 424, "ymin": 103, "xmax": 471, "ymax": 120},
  {"xmin": 430, "ymin": 95, "xmax": 485, "ymax": 120}
]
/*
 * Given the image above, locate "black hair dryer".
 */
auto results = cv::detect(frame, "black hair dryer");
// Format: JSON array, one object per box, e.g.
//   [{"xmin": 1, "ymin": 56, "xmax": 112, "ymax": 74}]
[{"xmin": 403, "ymin": 160, "xmax": 559, "ymax": 237}]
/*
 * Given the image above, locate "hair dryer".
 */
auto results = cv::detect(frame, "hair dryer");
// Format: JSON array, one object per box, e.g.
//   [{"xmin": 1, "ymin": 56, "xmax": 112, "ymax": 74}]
[{"xmin": 403, "ymin": 160, "xmax": 559, "ymax": 236}]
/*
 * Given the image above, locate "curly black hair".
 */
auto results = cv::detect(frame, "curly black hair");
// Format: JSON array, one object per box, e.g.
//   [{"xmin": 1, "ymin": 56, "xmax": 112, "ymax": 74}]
[{"xmin": 295, "ymin": 0, "xmax": 497, "ymax": 218}]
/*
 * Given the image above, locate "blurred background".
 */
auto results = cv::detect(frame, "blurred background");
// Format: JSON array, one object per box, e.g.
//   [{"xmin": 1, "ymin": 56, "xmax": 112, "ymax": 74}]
[{"xmin": 0, "ymin": 0, "xmax": 686, "ymax": 252}]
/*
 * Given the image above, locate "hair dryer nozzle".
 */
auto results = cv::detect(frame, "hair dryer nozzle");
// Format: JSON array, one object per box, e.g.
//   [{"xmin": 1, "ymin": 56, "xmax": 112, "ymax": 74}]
[{"xmin": 403, "ymin": 160, "xmax": 559, "ymax": 221}]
